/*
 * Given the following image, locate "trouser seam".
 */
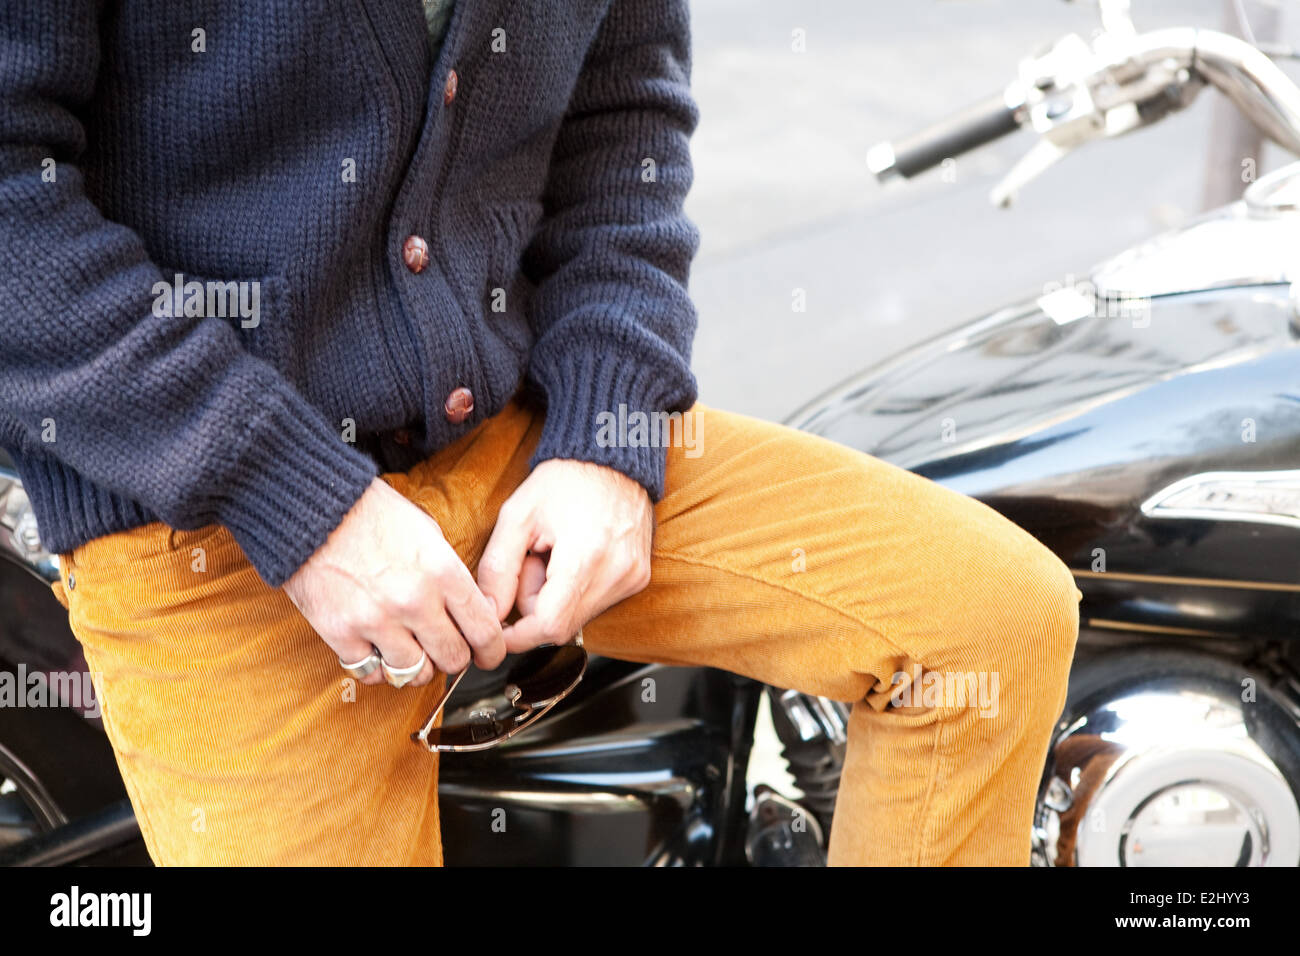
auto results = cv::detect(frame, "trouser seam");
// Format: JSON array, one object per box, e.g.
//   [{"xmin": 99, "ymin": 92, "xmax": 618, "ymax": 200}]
[
  {"xmin": 77, "ymin": 640, "xmax": 168, "ymax": 864},
  {"xmin": 913, "ymin": 718, "xmax": 947, "ymax": 865},
  {"xmin": 650, "ymin": 546, "xmax": 921, "ymax": 665}
]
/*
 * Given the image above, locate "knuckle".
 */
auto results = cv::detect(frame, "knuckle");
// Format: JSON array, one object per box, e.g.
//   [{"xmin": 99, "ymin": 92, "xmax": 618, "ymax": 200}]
[
  {"xmin": 497, "ymin": 497, "xmax": 526, "ymax": 525},
  {"xmin": 389, "ymin": 641, "xmax": 425, "ymax": 670},
  {"xmin": 423, "ymin": 628, "xmax": 469, "ymax": 671},
  {"xmin": 445, "ymin": 643, "xmax": 472, "ymax": 672},
  {"xmin": 432, "ymin": 563, "xmax": 469, "ymax": 600},
  {"xmin": 540, "ymin": 614, "xmax": 571, "ymax": 644},
  {"xmin": 344, "ymin": 604, "xmax": 385, "ymax": 636},
  {"xmin": 382, "ymin": 577, "xmax": 426, "ymax": 615},
  {"xmin": 478, "ymin": 551, "xmax": 510, "ymax": 583},
  {"xmin": 465, "ymin": 620, "xmax": 501, "ymax": 649},
  {"xmin": 441, "ymin": 580, "xmax": 474, "ymax": 610}
]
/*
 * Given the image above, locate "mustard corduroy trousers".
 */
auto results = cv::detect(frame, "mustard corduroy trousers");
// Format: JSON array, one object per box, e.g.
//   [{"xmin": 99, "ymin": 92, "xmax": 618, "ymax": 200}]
[{"xmin": 51, "ymin": 399, "xmax": 1080, "ymax": 865}]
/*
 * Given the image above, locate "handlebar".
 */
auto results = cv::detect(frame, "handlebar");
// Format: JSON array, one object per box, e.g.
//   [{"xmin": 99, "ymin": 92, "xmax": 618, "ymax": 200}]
[
  {"xmin": 868, "ymin": 91, "xmax": 1024, "ymax": 181},
  {"xmin": 867, "ymin": 25, "xmax": 1300, "ymax": 197}
]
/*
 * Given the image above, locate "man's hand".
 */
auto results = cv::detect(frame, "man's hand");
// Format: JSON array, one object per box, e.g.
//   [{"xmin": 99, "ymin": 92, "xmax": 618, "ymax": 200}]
[
  {"xmin": 478, "ymin": 460, "xmax": 654, "ymax": 652},
  {"xmin": 283, "ymin": 478, "xmax": 505, "ymax": 686}
]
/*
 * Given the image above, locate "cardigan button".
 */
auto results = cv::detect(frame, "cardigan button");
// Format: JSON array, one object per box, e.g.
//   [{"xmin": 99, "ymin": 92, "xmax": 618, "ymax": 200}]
[
  {"xmin": 443, "ymin": 69, "xmax": 459, "ymax": 105},
  {"xmin": 402, "ymin": 235, "xmax": 429, "ymax": 274},
  {"xmin": 444, "ymin": 387, "xmax": 474, "ymax": 424},
  {"xmin": 392, "ymin": 428, "xmax": 412, "ymax": 446}
]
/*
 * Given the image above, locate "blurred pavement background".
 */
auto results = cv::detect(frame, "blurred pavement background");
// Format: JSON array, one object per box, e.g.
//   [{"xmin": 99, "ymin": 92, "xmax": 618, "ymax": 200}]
[{"xmin": 685, "ymin": 0, "xmax": 1299, "ymax": 423}]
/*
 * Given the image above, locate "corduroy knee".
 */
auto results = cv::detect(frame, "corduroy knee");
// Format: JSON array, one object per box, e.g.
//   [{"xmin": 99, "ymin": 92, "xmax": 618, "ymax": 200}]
[{"xmin": 978, "ymin": 548, "xmax": 1081, "ymax": 734}]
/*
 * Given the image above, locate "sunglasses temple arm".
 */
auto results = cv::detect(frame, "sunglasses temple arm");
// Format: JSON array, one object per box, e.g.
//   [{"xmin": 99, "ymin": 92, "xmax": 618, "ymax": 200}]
[{"xmin": 414, "ymin": 666, "xmax": 471, "ymax": 742}]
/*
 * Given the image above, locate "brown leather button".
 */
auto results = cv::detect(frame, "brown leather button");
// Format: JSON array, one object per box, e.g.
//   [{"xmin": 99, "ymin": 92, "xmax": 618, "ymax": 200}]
[
  {"xmin": 402, "ymin": 235, "xmax": 429, "ymax": 274},
  {"xmin": 443, "ymin": 387, "xmax": 474, "ymax": 424},
  {"xmin": 443, "ymin": 69, "xmax": 458, "ymax": 105},
  {"xmin": 392, "ymin": 428, "xmax": 412, "ymax": 446}
]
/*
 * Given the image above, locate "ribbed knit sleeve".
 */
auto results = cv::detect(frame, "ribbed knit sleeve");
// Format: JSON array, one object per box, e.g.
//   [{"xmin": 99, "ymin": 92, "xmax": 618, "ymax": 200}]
[
  {"xmin": 523, "ymin": 0, "xmax": 701, "ymax": 500},
  {"xmin": 0, "ymin": 2, "xmax": 377, "ymax": 588}
]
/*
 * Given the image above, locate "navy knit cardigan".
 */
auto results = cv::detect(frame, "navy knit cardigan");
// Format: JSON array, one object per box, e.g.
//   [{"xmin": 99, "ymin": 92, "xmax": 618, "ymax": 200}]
[{"xmin": 0, "ymin": 0, "xmax": 701, "ymax": 587}]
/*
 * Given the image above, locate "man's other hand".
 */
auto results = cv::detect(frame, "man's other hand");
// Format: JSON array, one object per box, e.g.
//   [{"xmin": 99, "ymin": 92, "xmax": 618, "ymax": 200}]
[{"xmin": 477, "ymin": 460, "xmax": 654, "ymax": 653}]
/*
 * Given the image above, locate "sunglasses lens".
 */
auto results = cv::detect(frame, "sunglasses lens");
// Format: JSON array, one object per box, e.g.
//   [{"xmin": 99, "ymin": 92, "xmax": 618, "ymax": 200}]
[
  {"xmin": 425, "ymin": 710, "xmax": 517, "ymax": 749},
  {"xmin": 506, "ymin": 643, "xmax": 587, "ymax": 705},
  {"xmin": 415, "ymin": 643, "xmax": 588, "ymax": 752},
  {"xmin": 421, "ymin": 701, "xmax": 551, "ymax": 751}
]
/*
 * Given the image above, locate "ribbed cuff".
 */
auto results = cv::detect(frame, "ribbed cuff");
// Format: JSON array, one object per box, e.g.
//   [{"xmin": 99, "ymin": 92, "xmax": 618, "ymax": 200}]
[
  {"xmin": 213, "ymin": 386, "xmax": 378, "ymax": 588},
  {"xmin": 527, "ymin": 345, "xmax": 697, "ymax": 502}
]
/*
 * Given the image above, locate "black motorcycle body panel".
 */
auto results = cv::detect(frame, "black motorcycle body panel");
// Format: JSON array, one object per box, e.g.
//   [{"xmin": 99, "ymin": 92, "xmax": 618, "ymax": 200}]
[{"xmin": 790, "ymin": 285, "xmax": 1300, "ymax": 640}]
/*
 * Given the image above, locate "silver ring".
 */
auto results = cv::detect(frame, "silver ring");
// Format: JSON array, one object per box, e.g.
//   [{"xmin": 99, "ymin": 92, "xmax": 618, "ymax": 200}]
[
  {"xmin": 339, "ymin": 648, "xmax": 383, "ymax": 680},
  {"xmin": 382, "ymin": 652, "xmax": 429, "ymax": 689}
]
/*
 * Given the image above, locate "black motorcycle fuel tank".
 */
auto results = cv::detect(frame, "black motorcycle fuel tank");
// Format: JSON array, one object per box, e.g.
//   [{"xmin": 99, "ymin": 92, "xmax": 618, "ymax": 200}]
[{"xmin": 790, "ymin": 283, "xmax": 1300, "ymax": 641}]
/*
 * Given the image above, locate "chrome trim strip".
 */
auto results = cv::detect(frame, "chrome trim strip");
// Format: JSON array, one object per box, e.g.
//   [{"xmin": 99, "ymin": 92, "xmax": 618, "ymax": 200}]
[
  {"xmin": 1140, "ymin": 469, "xmax": 1300, "ymax": 531},
  {"xmin": 1085, "ymin": 618, "xmax": 1224, "ymax": 638},
  {"xmin": 1071, "ymin": 569, "xmax": 1300, "ymax": 593}
]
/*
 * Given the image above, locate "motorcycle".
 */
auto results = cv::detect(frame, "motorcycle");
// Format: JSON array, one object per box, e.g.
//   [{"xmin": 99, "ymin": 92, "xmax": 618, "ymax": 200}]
[{"xmin": 2, "ymin": 0, "xmax": 1299, "ymax": 867}]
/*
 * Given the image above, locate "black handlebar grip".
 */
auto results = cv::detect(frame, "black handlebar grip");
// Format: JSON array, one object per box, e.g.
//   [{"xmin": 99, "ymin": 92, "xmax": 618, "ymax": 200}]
[{"xmin": 875, "ymin": 92, "xmax": 1022, "ymax": 180}]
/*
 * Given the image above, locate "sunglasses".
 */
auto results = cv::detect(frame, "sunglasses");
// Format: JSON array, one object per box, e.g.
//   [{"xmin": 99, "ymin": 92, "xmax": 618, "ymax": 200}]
[{"xmin": 411, "ymin": 632, "xmax": 588, "ymax": 753}]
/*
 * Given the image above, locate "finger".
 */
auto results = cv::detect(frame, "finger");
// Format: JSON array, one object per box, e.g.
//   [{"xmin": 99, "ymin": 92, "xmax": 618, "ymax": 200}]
[
  {"xmin": 516, "ymin": 552, "xmax": 547, "ymax": 617},
  {"xmin": 500, "ymin": 613, "xmax": 547, "ymax": 652},
  {"xmin": 366, "ymin": 625, "xmax": 430, "ymax": 688},
  {"xmin": 409, "ymin": 655, "xmax": 438, "ymax": 689},
  {"xmin": 380, "ymin": 652, "xmax": 439, "ymax": 689},
  {"xmin": 501, "ymin": 543, "xmax": 587, "ymax": 653},
  {"xmin": 385, "ymin": 652, "xmax": 438, "ymax": 689},
  {"xmin": 335, "ymin": 634, "xmax": 385, "ymax": 686},
  {"xmin": 337, "ymin": 638, "xmax": 387, "ymax": 687},
  {"xmin": 477, "ymin": 501, "xmax": 534, "ymax": 623},
  {"xmin": 532, "ymin": 540, "xmax": 589, "ymax": 635},
  {"xmin": 440, "ymin": 559, "xmax": 507, "ymax": 669},
  {"xmin": 410, "ymin": 606, "xmax": 474, "ymax": 675},
  {"xmin": 384, "ymin": 564, "xmax": 477, "ymax": 673},
  {"xmin": 499, "ymin": 607, "xmax": 585, "ymax": 652}
]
